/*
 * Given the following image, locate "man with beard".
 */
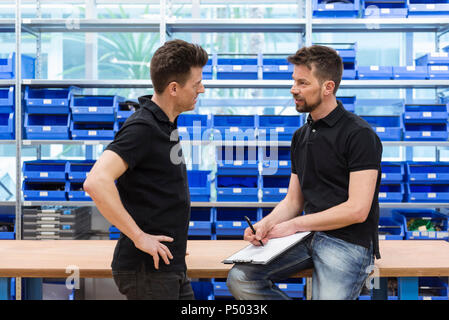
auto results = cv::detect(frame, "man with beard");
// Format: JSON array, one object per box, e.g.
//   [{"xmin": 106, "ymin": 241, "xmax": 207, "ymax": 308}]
[{"xmin": 226, "ymin": 45, "xmax": 383, "ymax": 300}]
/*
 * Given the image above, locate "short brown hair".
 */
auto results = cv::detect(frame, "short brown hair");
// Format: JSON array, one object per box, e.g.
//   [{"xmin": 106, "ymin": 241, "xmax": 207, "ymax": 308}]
[
  {"xmin": 150, "ymin": 39, "xmax": 209, "ymax": 94},
  {"xmin": 287, "ymin": 45, "xmax": 343, "ymax": 94}
]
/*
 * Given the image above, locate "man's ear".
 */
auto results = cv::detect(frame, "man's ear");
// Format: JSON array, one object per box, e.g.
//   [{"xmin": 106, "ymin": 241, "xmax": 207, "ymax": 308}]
[
  {"xmin": 168, "ymin": 82, "xmax": 177, "ymax": 97},
  {"xmin": 323, "ymin": 80, "xmax": 335, "ymax": 96}
]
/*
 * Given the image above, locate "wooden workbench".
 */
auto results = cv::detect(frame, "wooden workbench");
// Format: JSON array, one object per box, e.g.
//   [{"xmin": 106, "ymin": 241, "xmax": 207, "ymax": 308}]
[{"xmin": 0, "ymin": 240, "xmax": 448, "ymax": 278}]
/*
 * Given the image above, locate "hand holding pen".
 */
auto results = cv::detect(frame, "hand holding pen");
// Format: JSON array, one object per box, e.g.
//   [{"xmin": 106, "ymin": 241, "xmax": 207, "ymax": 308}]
[{"xmin": 244, "ymin": 216, "xmax": 265, "ymax": 247}]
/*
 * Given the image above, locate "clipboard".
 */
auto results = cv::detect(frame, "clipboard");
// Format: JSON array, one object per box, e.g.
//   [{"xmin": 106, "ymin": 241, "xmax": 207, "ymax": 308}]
[{"xmin": 222, "ymin": 231, "xmax": 311, "ymax": 265}]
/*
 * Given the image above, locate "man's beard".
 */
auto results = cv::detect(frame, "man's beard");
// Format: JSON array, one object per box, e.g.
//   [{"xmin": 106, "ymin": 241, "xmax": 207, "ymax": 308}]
[{"xmin": 294, "ymin": 95, "xmax": 321, "ymax": 113}]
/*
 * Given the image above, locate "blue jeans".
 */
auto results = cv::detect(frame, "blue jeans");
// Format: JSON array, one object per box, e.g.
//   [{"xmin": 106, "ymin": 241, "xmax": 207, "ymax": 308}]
[{"xmin": 226, "ymin": 231, "xmax": 374, "ymax": 300}]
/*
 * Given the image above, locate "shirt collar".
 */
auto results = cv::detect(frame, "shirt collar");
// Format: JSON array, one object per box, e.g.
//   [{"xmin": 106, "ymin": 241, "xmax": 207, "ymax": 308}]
[
  {"xmin": 138, "ymin": 95, "xmax": 172, "ymax": 124},
  {"xmin": 306, "ymin": 100, "xmax": 345, "ymax": 128}
]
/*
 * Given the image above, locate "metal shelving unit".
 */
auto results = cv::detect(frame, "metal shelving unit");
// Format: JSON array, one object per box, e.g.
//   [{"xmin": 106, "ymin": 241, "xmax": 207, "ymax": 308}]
[{"xmin": 1, "ymin": 0, "xmax": 449, "ymax": 299}]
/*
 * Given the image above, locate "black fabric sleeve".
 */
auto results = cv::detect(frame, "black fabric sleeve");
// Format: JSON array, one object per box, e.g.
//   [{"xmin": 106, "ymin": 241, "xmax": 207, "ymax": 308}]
[
  {"xmin": 346, "ymin": 127, "xmax": 383, "ymax": 172},
  {"xmin": 105, "ymin": 123, "xmax": 151, "ymax": 170},
  {"xmin": 290, "ymin": 130, "xmax": 298, "ymax": 174}
]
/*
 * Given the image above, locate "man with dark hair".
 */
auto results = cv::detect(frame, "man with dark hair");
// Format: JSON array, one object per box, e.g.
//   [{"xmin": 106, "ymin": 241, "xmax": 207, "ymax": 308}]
[
  {"xmin": 84, "ymin": 39, "xmax": 208, "ymax": 300},
  {"xmin": 226, "ymin": 45, "xmax": 382, "ymax": 300}
]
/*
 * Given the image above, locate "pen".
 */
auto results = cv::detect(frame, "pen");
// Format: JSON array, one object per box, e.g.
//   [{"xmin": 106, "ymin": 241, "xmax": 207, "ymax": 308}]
[{"xmin": 244, "ymin": 216, "xmax": 264, "ymax": 247}]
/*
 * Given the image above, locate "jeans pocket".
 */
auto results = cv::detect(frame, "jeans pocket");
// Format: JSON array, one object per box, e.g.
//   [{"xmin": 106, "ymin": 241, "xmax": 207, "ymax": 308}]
[{"xmin": 112, "ymin": 271, "xmax": 138, "ymax": 299}]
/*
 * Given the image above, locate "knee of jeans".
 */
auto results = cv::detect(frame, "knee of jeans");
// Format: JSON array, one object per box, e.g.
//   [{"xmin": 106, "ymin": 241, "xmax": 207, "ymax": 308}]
[{"xmin": 226, "ymin": 266, "xmax": 250, "ymax": 295}]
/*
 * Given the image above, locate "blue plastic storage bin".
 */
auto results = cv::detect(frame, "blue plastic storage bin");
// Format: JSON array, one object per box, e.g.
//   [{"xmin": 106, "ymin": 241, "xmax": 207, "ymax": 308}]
[
  {"xmin": 406, "ymin": 184, "xmax": 449, "ymax": 203},
  {"xmin": 416, "ymin": 52, "xmax": 449, "ymax": 66},
  {"xmin": 378, "ymin": 216, "xmax": 404, "ymax": 240},
  {"xmin": 361, "ymin": 115, "xmax": 403, "ymax": 140},
  {"xmin": 0, "ymin": 53, "xmax": 35, "ymax": 79},
  {"xmin": 22, "ymin": 181, "xmax": 67, "ymax": 201},
  {"xmin": 419, "ymin": 277, "xmax": 449, "ymax": 300},
  {"xmin": 338, "ymin": 96, "xmax": 356, "ymax": 113},
  {"xmin": 109, "ymin": 226, "xmax": 120, "ymax": 239},
  {"xmin": 24, "ymin": 113, "xmax": 70, "ymax": 140},
  {"xmin": 403, "ymin": 104, "xmax": 448, "ymax": 124},
  {"xmin": 0, "ymin": 215, "xmax": 15, "ymax": 240},
  {"xmin": 187, "ymin": 170, "xmax": 211, "ymax": 202},
  {"xmin": 24, "ymin": 87, "xmax": 80, "ymax": 114},
  {"xmin": 0, "ymin": 86, "xmax": 14, "ymax": 113},
  {"xmin": 378, "ymin": 184, "xmax": 404, "ymax": 202},
  {"xmin": 67, "ymin": 160, "xmax": 95, "ymax": 182},
  {"xmin": 70, "ymin": 121, "xmax": 117, "ymax": 140},
  {"xmin": 262, "ymin": 175, "xmax": 289, "ymax": 202},
  {"xmin": 202, "ymin": 65, "xmax": 213, "ymax": 80},
  {"xmin": 362, "ymin": 0, "xmax": 408, "ymax": 18},
  {"xmin": 381, "ymin": 162, "xmax": 404, "ymax": 183},
  {"xmin": 189, "ymin": 208, "xmax": 213, "ymax": 236},
  {"xmin": 406, "ymin": 162, "xmax": 449, "ymax": 184},
  {"xmin": 257, "ymin": 115, "xmax": 301, "ymax": 141},
  {"xmin": 408, "ymin": 1, "xmax": 449, "ymax": 17},
  {"xmin": 177, "ymin": 114, "xmax": 211, "ymax": 141},
  {"xmin": 392, "ymin": 209, "xmax": 449, "ymax": 240},
  {"xmin": 215, "ymin": 207, "xmax": 259, "ymax": 236},
  {"xmin": 212, "ymin": 280, "xmax": 232, "ymax": 298},
  {"xmin": 23, "ymin": 160, "xmax": 67, "ymax": 182},
  {"xmin": 67, "ymin": 182, "xmax": 90, "ymax": 201},
  {"xmin": 428, "ymin": 65, "xmax": 449, "ymax": 79},
  {"xmin": 403, "ymin": 123, "xmax": 448, "ymax": 141},
  {"xmin": 117, "ymin": 100, "xmax": 138, "ymax": 123},
  {"xmin": 393, "ymin": 66, "xmax": 429, "ymax": 79},
  {"xmin": 212, "ymin": 115, "xmax": 257, "ymax": 141},
  {"xmin": 0, "ymin": 113, "xmax": 14, "ymax": 139},
  {"xmin": 313, "ymin": 0, "xmax": 360, "ymax": 18},
  {"xmin": 216, "ymin": 146, "xmax": 259, "ymax": 176},
  {"xmin": 216, "ymin": 58, "xmax": 258, "ymax": 80},
  {"xmin": 70, "ymin": 95, "xmax": 123, "ymax": 122},
  {"xmin": 261, "ymin": 146, "xmax": 291, "ymax": 176},
  {"xmin": 276, "ymin": 279, "xmax": 305, "ymax": 299},
  {"xmin": 262, "ymin": 58, "xmax": 293, "ymax": 80},
  {"xmin": 216, "ymin": 175, "xmax": 259, "ymax": 202},
  {"xmin": 357, "ymin": 66, "xmax": 393, "ymax": 79}
]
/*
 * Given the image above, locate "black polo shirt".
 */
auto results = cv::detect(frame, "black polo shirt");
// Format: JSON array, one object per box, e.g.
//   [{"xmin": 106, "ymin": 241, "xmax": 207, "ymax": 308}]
[
  {"xmin": 291, "ymin": 101, "xmax": 382, "ymax": 259},
  {"xmin": 105, "ymin": 95, "xmax": 191, "ymax": 272}
]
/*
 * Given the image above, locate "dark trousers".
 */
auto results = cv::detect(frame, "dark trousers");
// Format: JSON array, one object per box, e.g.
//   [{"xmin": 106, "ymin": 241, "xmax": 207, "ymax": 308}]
[{"xmin": 112, "ymin": 263, "xmax": 195, "ymax": 300}]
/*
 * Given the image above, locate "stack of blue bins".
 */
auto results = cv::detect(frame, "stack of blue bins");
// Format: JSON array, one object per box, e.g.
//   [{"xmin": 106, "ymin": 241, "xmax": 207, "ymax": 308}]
[
  {"xmin": 262, "ymin": 57, "xmax": 293, "ymax": 80},
  {"xmin": 67, "ymin": 160, "xmax": 95, "ymax": 201},
  {"xmin": 416, "ymin": 51, "xmax": 449, "ymax": 80},
  {"xmin": 403, "ymin": 103, "xmax": 449, "ymax": 141},
  {"xmin": 408, "ymin": 0, "xmax": 449, "ymax": 18},
  {"xmin": 339, "ymin": 96, "xmax": 356, "ymax": 112},
  {"xmin": 0, "ymin": 53, "xmax": 35, "ymax": 79},
  {"xmin": 406, "ymin": 162, "xmax": 449, "ymax": 203},
  {"xmin": 0, "ymin": 86, "xmax": 14, "ymax": 139},
  {"xmin": 313, "ymin": 0, "xmax": 361, "ymax": 17},
  {"xmin": 70, "ymin": 95, "xmax": 124, "ymax": 140},
  {"xmin": 177, "ymin": 113, "xmax": 211, "ymax": 141},
  {"xmin": 357, "ymin": 65, "xmax": 393, "ymax": 79},
  {"xmin": 22, "ymin": 160, "xmax": 68, "ymax": 201},
  {"xmin": 257, "ymin": 115, "xmax": 301, "ymax": 142},
  {"xmin": 216, "ymin": 145, "xmax": 259, "ymax": 202},
  {"xmin": 361, "ymin": 115, "xmax": 403, "ymax": 140},
  {"xmin": 24, "ymin": 87, "xmax": 79, "ymax": 140},
  {"xmin": 334, "ymin": 43, "xmax": 357, "ymax": 80},
  {"xmin": 216, "ymin": 55, "xmax": 259, "ymax": 80},
  {"xmin": 261, "ymin": 146, "xmax": 292, "ymax": 202},
  {"xmin": 392, "ymin": 209, "xmax": 448, "ymax": 240},
  {"xmin": 362, "ymin": 0, "xmax": 408, "ymax": 18},
  {"xmin": 202, "ymin": 59, "xmax": 213, "ymax": 80},
  {"xmin": 116, "ymin": 99, "xmax": 138, "ymax": 129},
  {"xmin": 379, "ymin": 162, "xmax": 405, "ymax": 202}
]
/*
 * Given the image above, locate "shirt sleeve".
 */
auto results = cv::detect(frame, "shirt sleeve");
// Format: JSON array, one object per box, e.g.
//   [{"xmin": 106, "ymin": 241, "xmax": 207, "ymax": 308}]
[
  {"xmin": 346, "ymin": 127, "xmax": 383, "ymax": 172},
  {"xmin": 290, "ymin": 130, "xmax": 298, "ymax": 175},
  {"xmin": 105, "ymin": 122, "xmax": 151, "ymax": 170}
]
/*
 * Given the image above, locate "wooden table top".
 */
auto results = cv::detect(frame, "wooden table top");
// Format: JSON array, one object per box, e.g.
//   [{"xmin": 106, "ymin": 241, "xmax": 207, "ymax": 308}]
[{"xmin": 0, "ymin": 240, "xmax": 448, "ymax": 278}]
